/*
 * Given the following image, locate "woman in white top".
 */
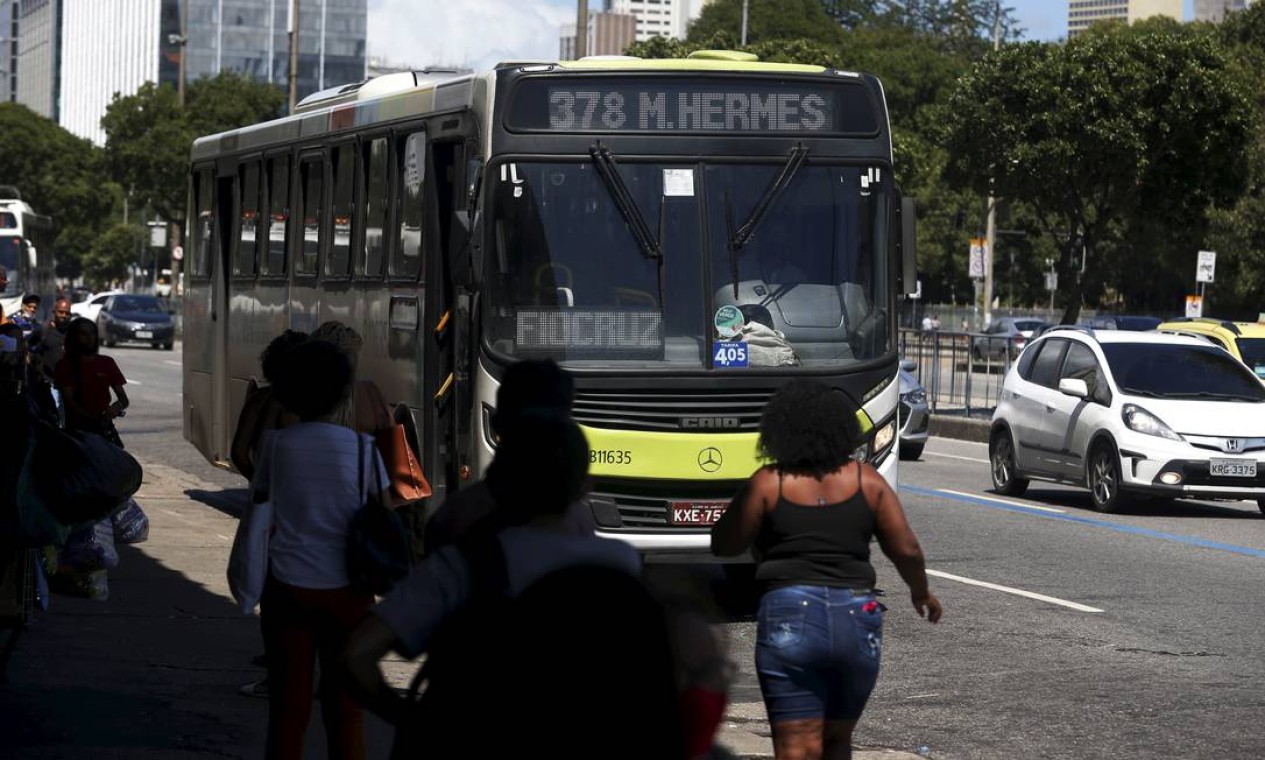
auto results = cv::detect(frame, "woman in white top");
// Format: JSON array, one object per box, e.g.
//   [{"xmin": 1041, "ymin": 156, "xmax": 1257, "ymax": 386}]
[{"xmin": 253, "ymin": 340, "xmax": 389, "ymax": 760}]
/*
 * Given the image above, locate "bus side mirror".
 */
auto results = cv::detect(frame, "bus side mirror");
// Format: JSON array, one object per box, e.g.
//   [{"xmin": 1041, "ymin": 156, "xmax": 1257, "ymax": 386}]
[
  {"xmin": 450, "ymin": 209, "xmax": 482, "ymax": 289},
  {"xmin": 898, "ymin": 196, "xmax": 917, "ymax": 297}
]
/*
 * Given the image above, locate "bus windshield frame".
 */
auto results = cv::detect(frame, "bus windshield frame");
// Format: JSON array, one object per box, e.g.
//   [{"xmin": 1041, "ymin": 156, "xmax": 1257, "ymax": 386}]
[{"xmin": 481, "ymin": 155, "xmax": 893, "ymax": 373}]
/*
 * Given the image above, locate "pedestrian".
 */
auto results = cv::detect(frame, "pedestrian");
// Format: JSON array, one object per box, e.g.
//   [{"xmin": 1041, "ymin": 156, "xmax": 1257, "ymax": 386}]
[
  {"xmin": 309, "ymin": 321, "xmax": 392, "ymax": 435},
  {"xmin": 253, "ymin": 339, "xmax": 388, "ymax": 760},
  {"xmin": 929, "ymin": 313, "xmax": 941, "ymax": 331},
  {"xmin": 421, "ymin": 358, "xmax": 596, "ymax": 553},
  {"xmin": 920, "ymin": 313, "xmax": 933, "ymax": 332},
  {"xmin": 54, "ymin": 317, "xmax": 128, "ymax": 442},
  {"xmin": 12, "ymin": 294, "xmax": 40, "ymax": 335},
  {"xmin": 36, "ymin": 298, "xmax": 73, "ymax": 376},
  {"xmin": 711, "ymin": 380, "xmax": 943, "ymax": 760},
  {"xmin": 230, "ymin": 330, "xmax": 307, "ymax": 481},
  {"xmin": 341, "ymin": 413, "xmax": 653, "ymax": 754}
]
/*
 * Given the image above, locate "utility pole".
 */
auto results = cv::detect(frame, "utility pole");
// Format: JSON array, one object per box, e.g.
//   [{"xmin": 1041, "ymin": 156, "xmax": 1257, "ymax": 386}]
[
  {"xmin": 176, "ymin": 0, "xmax": 189, "ymax": 106},
  {"xmin": 576, "ymin": 0, "xmax": 588, "ymax": 59},
  {"xmin": 172, "ymin": 0, "xmax": 189, "ymax": 298},
  {"xmin": 981, "ymin": 0, "xmax": 1001, "ymax": 328},
  {"xmin": 288, "ymin": 0, "xmax": 300, "ymax": 112},
  {"xmin": 741, "ymin": 0, "xmax": 750, "ymax": 46}
]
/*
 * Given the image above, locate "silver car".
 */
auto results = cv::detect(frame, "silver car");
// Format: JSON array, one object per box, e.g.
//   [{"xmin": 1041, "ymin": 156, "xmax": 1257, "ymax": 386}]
[
  {"xmin": 898, "ymin": 360, "xmax": 929, "ymax": 460},
  {"xmin": 973, "ymin": 317, "xmax": 1047, "ymax": 362}
]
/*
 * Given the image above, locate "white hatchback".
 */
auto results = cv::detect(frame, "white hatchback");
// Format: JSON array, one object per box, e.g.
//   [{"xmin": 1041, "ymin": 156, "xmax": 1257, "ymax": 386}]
[{"xmin": 990, "ymin": 327, "xmax": 1265, "ymax": 514}]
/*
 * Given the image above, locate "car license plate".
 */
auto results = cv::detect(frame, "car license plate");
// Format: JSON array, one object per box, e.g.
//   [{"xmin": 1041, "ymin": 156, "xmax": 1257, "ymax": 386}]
[
  {"xmin": 669, "ymin": 501, "xmax": 728, "ymax": 526},
  {"xmin": 1210, "ymin": 458, "xmax": 1257, "ymax": 478},
  {"xmin": 135, "ymin": 330, "xmax": 153, "ymax": 339}
]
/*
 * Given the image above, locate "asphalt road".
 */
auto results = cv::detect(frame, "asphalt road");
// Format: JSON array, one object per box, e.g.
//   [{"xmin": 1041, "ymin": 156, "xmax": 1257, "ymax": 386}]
[{"xmin": 110, "ymin": 346, "xmax": 1265, "ymax": 759}]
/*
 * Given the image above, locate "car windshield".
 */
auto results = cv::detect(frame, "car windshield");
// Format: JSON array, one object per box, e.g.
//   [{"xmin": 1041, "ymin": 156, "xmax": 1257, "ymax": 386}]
[
  {"xmin": 483, "ymin": 160, "xmax": 890, "ymax": 369},
  {"xmin": 1102, "ymin": 343, "xmax": 1265, "ymax": 401},
  {"xmin": 1116, "ymin": 316, "xmax": 1161, "ymax": 331},
  {"xmin": 112, "ymin": 296, "xmax": 165, "ymax": 314},
  {"xmin": 1235, "ymin": 338, "xmax": 1265, "ymax": 379},
  {"xmin": 1013, "ymin": 320, "xmax": 1044, "ymax": 332}
]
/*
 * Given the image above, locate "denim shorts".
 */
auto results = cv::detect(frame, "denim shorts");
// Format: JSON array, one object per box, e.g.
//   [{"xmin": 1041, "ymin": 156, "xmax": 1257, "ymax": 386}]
[{"xmin": 755, "ymin": 585, "xmax": 883, "ymax": 723}]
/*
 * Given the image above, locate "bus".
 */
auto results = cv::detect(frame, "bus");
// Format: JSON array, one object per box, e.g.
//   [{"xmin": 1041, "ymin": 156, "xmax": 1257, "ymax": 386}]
[
  {"xmin": 182, "ymin": 51, "xmax": 916, "ymax": 559},
  {"xmin": 0, "ymin": 189, "xmax": 56, "ymax": 321}
]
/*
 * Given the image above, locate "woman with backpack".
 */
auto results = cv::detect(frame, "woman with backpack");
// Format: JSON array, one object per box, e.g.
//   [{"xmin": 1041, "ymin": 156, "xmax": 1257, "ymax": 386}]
[
  {"xmin": 711, "ymin": 380, "xmax": 943, "ymax": 760},
  {"xmin": 250, "ymin": 340, "xmax": 390, "ymax": 760}
]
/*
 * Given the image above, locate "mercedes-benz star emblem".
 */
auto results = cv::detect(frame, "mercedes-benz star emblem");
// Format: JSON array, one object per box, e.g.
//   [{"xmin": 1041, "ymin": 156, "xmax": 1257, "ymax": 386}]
[{"xmin": 698, "ymin": 447, "xmax": 723, "ymax": 473}]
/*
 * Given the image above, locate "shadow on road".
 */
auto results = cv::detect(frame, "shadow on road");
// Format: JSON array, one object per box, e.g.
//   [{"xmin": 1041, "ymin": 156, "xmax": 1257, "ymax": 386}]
[
  {"xmin": 1022, "ymin": 488, "xmax": 1261, "ymax": 520},
  {"xmin": 186, "ymin": 488, "xmax": 249, "ymax": 519}
]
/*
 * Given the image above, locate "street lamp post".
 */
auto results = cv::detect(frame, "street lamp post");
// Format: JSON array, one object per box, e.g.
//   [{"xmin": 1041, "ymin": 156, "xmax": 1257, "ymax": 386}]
[
  {"xmin": 576, "ymin": 0, "xmax": 588, "ymax": 60},
  {"xmin": 288, "ymin": 0, "xmax": 300, "ymax": 112},
  {"xmin": 982, "ymin": 0, "xmax": 1001, "ymax": 329},
  {"xmin": 741, "ymin": 0, "xmax": 750, "ymax": 46}
]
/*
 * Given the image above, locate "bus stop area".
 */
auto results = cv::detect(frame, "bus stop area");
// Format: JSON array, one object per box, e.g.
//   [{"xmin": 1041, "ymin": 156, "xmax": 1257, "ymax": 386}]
[{"xmin": 0, "ymin": 454, "xmax": 923, "ymax": 760}]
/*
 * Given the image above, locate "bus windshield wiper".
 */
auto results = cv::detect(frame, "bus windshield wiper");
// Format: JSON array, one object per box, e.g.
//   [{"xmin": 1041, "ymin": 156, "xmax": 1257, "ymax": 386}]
[
  {"xmin": 726, "ymin": 144, "xmax": 809, "ymax": 297},
  {"xmin": 589, "ymin": 143, "xmax": 666, "ymax": 308}
]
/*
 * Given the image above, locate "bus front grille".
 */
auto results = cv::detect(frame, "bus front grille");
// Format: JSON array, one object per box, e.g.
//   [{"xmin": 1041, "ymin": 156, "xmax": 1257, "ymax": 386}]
[{"xmin": 572, "ymin": 388, "xmax": 774, "ymax": 433}]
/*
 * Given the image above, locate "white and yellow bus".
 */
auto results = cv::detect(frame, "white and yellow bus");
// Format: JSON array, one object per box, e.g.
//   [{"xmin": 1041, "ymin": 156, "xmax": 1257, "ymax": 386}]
[{"xmin": 182, "ymin": 51, "xmax": 916, "ymax": 559}]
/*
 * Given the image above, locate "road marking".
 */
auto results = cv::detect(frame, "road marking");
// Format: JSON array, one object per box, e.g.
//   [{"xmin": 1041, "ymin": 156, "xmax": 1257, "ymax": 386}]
[
  {"xmin": 125, "ymin": 379, "xmax": 143, "ymax": 386},
  {"xmin": 924, "ymin": 451, "xmax": 989, "ymax": 464},
  {"xmin": 938, "ymin": 488, "xmax": 1066, "ymax": 513},
  {"xmin": 215, "ymin": 534, "xmax": 231, "ymax": 543},
  {"xmin": 927, "ymin": 569, "xmax": 1103, "ymax": 613},
  {"xmin": 163, "ymin": 360, "xmax": 182, "ymax": 367},
  {"xmin": 902, "ymin": 485, "xmax": 1265, "ymax": 559}
]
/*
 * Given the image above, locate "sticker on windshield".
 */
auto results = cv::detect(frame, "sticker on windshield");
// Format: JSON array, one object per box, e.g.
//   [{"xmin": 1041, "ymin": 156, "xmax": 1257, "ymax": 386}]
[
  {"xmin": 714, "ymin": 305, "xmax": 744, "ymax": 339},
  {"xmin": 713, "ymin": 341, "xmax": 749, "ymax": 368},
  {"xmin": 663, "ymin": 169, "xmax": 695, "ymax": 197}
]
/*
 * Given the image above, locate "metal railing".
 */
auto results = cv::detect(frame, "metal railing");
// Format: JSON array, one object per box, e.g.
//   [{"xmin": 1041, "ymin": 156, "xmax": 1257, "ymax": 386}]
[{"xmin": 898, "ymin": 328, "xmax": 1022, "ymax": 417}]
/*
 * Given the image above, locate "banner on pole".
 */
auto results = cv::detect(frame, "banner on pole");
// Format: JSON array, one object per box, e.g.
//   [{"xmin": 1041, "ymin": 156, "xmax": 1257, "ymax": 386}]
[
  {"xmin": 1186, "ymin": 295, "xmax": 1203, "ymax": 319},
  {"xmin": 969, "ymin": 238, "xmax": 986, "ymax": 279}
]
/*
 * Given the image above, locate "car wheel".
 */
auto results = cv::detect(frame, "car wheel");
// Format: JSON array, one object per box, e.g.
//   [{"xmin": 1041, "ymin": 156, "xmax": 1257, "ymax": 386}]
[
  {"xmin": 899, "ymin": 441, "xmax": 925, "ymax": 461},
  {"xmin": 1088, "ymin": 440, "xmax": 1128, "ymax": 513},
  {"xmin": 1257, "ymin": 499, "xmax": 1265, "ymax": 516},
  {"xmin": 161, "ymin": 342, "xmax": 174, "ymax": 351},
  {"xmin": 990, "ymin": 430, "xmax": 1028, "ymax": 496}
]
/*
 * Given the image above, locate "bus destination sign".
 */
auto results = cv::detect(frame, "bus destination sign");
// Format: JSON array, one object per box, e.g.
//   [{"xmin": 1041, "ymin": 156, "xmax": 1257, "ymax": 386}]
[{"xmin": 508, "ymin": 78, "xmax": 878, "ymax": 135}]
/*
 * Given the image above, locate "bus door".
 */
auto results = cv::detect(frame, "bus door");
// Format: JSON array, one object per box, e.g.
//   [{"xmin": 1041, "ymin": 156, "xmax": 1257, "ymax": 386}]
[{"xmin": 210, "ymin": 170, "xmax": 237, "ymax": 465}]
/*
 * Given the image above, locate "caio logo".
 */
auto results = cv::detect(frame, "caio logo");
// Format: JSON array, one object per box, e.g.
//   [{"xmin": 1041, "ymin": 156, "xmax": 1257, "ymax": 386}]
[{"xmin": 680, "ymin": 416, "xmax": 740, "ymax": 430}]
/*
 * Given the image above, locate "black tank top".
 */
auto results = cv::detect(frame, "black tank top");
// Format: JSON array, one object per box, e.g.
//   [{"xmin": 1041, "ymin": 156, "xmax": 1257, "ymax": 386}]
[{"xmin": 753, "ymin": 465, "xmax": 877, "ymax": 591}]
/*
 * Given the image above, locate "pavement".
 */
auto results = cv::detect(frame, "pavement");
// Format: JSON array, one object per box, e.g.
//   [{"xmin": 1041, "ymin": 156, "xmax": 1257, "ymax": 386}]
[{"xmin": 0, "ymin": 453, "xmax": 923, "ymax": 759}]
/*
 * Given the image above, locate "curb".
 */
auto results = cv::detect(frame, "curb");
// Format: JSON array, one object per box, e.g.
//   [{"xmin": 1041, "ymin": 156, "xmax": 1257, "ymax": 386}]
[{"xmin": 928, "ymin": 413, "xmax": 991, "ymax": 444}]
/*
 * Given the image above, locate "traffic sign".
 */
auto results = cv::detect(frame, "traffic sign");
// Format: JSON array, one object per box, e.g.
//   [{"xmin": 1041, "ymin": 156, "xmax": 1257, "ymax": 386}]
[
  {"xmin": 1196, "ymin": 250, "xmax": 1216, "ymax": 283},
  {"xmin": 1045, "ymin": 271, "xmax": 1058, "ymax": 292},
  {"xmin": 1186, "ymin": 295, "xmax": 1203, "ymax": 318},
  {"xmin": 172, "ymin": 245, "xmax": 184, "ymax": 261},
  {"xmin": 969, "ymin": 238, "xmax": 986, "ymax": 279}
]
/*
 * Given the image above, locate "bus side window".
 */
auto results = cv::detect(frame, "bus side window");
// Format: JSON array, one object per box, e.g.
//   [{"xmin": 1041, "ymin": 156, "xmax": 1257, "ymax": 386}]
[
  {"xmin": 326, "ymin": 144, "xmax": 354, "ymax": 278},
  {"xmin": 296, "ymin": 157, "xmax": 323, "ymax": 277},
  {"xmin": 192, "ymin": 169, "xmax": 214, "ymax": 279},
  {"xmin": 359, "ymin": 136, "xmax": 390, "ymax": 279},
  {"xmin": 263, "ymin": 155, "xmax": 289, "ymax": 276},
  {"xmin": 391, "ymin": 131, "xmax": 425, "ymax": 280},
  {"xmin": 236, "ymin": 161, "xmax": 260, "ymax": 277}
]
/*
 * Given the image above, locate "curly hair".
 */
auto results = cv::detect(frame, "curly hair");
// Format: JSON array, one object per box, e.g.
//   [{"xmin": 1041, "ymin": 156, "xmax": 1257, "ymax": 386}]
[
  {"xmin": 311, "ymin": 321, "xmax": 364, "ymax": 359},
  {"xmin": 758, "ymin": 380, "xmax": 863, "ymax": 478},
  {"xmin": 271, "ymin": 340, "xmax": 353, "ymax": 421},
  {"xmin": 260, "ymin": 329, "xmax": 309, "ymax": 384}
]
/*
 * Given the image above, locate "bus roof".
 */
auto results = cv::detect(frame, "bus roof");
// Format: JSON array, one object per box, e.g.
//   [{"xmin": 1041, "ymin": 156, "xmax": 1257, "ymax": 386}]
[{"xmin": 190, "ymin": 53, "xmax": 872, "ymax": 163}]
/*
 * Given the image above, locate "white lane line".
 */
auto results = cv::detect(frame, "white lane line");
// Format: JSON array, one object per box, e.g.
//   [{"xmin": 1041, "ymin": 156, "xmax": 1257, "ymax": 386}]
[
  {"xmin": 163, "ymin": 360, "xmax": 182, "ymax": 367},
  {"xmin": 927, "ymin": 569, "xmax": 1103, "ymax": 613},
  {"xmin": 125, "ymin": 379, "xmax": 143, "ymax": 386},
  {"xmin": 939, "ymin": 488, "xmax": 1066, "ymax": 514},
  {"xmin": 924, "ymin": 451, "xmax": 988, "ymax": 464}
]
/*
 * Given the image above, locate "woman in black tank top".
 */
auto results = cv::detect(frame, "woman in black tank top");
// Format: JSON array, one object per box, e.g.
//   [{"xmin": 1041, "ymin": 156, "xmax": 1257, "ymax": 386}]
[{"xmin": 711, "ymin": 380, "xmax": 943, "ymax": 760}]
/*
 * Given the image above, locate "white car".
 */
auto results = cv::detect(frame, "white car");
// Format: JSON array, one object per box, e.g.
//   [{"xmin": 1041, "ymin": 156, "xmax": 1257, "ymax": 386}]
[
  {"xmin": 70, "ymin": 290, "xmax": 124, "ymax": 323},
  {"xmin": 990, "ymin": 327, "xmax": 1265, "ymax": 514}
]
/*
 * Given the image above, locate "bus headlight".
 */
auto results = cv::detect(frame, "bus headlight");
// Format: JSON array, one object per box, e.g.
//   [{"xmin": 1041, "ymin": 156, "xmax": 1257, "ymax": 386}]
[{"xmin": 872, "ymin": 419, "xmax": 896, "ymax": 457}]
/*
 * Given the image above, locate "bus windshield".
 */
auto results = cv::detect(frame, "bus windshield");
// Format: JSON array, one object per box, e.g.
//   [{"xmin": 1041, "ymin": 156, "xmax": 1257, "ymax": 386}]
[
  {"xmin": 0, "ymin": 237, "xmax": 19, "ymax": 294},
  {"xmin": 483, "ymin": 160, "xmax": 890, "ymax": 369}
]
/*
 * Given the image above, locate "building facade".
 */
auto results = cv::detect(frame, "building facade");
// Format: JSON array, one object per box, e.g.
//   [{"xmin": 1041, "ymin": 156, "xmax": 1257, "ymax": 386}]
[
  {"xmin": 13, "ymin": 0, "xmax": 366, "ymax": 143},
  {"xmin": 1068, "ymin": 0, "xmax": 1183, "ymax": 37},
  {"xmin": 1193, "ymin": 0, "xmax": 1253, "ymax": 22},
  {"xmin": 0, "ymin": 0, "xmax": 17, "ymax": 102},
  {"xmin": 609, "ymin": 0, "xmax": 691, "ymax": 41},
  {"xmin": 560, "ymin": 11, "xmax": 638, "ymax": 59}
]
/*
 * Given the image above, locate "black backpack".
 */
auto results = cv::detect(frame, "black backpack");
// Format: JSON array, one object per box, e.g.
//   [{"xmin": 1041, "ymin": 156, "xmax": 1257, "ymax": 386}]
[
  {"xmin": 391, "ymin": 536, "xmax": 686, "ymax": 760},
  {"xmin": 345, "ymin": 437, "xmax": 413, "ymax": 595}
]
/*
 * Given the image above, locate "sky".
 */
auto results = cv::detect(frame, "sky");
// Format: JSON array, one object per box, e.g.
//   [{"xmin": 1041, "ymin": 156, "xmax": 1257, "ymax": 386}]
[{"xmin": 365, "ymin": 1, "xmax": 1199, "ymax": 72}]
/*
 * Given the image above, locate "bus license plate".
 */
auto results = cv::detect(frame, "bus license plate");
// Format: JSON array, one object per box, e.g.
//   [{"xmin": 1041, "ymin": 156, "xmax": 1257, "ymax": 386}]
[
  {"xmin": 135, "ymin": 330, "xmax": 153, "ymax": 339},
  {"xmin": 669, "ymin": 501, "xmax": 728, "ymax": 526},
  {"xmin": 1210, "ymin": 458, "xmax": 1256, "ymax": 478}
]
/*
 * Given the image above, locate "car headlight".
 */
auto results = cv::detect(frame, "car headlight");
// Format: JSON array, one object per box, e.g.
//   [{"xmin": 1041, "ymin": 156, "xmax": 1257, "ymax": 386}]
[
  {"xmin": 1122, "ymin": 404, "xmax": 1182, "ymax": 441},
  {"xmin": 901, "ymin": 388, "xmax": 926, "ymax": 406}
]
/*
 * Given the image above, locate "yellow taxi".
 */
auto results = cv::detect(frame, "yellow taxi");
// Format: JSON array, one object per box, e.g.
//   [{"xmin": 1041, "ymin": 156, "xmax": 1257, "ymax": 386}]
[{"xmin": 1156, "ymin": 318, "xmax": 1265, "ymax": 381}]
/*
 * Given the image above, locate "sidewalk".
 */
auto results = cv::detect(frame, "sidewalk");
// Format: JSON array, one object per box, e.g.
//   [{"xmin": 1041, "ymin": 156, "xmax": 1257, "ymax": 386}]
[{"xmin": 0, "ymin": 458, "xmax": 925, "ymax": 759}]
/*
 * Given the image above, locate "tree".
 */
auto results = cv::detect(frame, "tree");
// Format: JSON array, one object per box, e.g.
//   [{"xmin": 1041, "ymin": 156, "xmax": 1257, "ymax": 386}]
[
  {"xmin": 82, "ymin": 224, "xmax": 146, "ymax": 288},
  {"xmin": 686, "ymin": 0, "xmax": 845, "ymax": 45},
  {"xmin": 940, "ymin": 20, "xmax": 1256, "ymax": 322},
  {"xmin": 101, "ymin": 72, "xmax": 284, "ymax": 228},
  {"xmin": 0, "ymin": 103, "xmax": 116, "ymax": 275}
]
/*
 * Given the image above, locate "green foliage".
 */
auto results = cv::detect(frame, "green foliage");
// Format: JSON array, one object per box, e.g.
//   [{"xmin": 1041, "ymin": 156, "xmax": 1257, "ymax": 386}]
[
  {"xmin": 687, "ymin": 0, "xmax": 845, "ymax": 45},
  {"xmin": 82, "ymin": 224, "xmax": 146, "ymax": 288},
  {"xmin": 0, "ymin": 103, "xmax": 116, "ymax": 276},
  {"xmin": 940, "ymin": 22, "xmax": 1255, "ymax": 321},
  {"xmin": 102, "ymin": 72, "xmax": 284, "ymax": 226}
]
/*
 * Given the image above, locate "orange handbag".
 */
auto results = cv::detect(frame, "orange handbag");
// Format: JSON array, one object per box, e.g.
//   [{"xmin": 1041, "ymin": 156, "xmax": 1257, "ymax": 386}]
[{"xmin": 375, "ymin": 424, "xmax": 433, "ymax": 507}]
